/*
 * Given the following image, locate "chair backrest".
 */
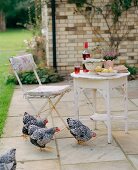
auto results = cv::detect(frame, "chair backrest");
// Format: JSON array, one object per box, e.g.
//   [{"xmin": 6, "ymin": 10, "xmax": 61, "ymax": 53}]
[
  {"xmin": 9, "ymin": 54, "xmax": 42, "ymax": 92},
  {"xmin": 9, "ymin": 54, "xmax": 36, "ymax": 72}
]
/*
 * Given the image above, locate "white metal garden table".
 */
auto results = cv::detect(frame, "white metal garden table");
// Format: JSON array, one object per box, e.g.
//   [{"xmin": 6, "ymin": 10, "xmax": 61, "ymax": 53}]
[{"xmin": 71, "ymin": 71, "xmax": 130, "ymax": 143}]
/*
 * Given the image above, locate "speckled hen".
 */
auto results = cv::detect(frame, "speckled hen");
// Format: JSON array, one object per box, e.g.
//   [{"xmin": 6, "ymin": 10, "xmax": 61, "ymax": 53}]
[
  {"xmin": 67, "ymin": 118, "xmax": 96, "ymax": 144},
  {"xmin": 30, "ymin": 127, "xmax": 60, "ymax": 150}
]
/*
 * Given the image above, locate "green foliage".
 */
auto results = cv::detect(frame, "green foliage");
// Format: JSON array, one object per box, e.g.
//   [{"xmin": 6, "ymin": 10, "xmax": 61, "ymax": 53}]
[
  {"xmin": 103, "ymin": 56, "xmax": 118, "ymax": 61},
  {"xmin": 111, "ymin": 1, "xmax": 122, "ymax": 22},
  {"xmin": 125, "ymin": 64, "xmax": 137, "ymax": 75},
  {"xmin": 6, "ymin": 67, "xmax": 64, "ymax": 85},
  {"xmin": 111, "ymin": 0, "xmax": 133, "ymax": 22},
  {"xmin": 0, "ymin": 0, "xmax": 40, "ymax": 29},
  {"xmin": 27, "ymin": 0, "xmax": 42, "ymax": 35},
  {"xmin": 69, "ymin": 0, "xmax": 138, "ymax": 23},
  {"xmin": 0, "ymin": 0, "xmax": 16, "ymax": 12},
  {"xmin": 68, "ymin": 0, "xmax": 87, "ymax": 7}
]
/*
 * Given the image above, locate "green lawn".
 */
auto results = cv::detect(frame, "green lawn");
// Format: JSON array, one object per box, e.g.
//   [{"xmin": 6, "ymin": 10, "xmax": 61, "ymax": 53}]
[
  {"xmin": 0, "ymin": 29, "xmax": 32, "ymax": 51},
  {"xmin": 0, "ymin": 29, "xmax": 32, "ymax": 136}
]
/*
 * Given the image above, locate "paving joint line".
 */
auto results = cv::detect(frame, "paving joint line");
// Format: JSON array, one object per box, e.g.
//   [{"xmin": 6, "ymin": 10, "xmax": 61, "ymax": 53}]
[
  {"xmin": 51, "ymin": 110, "xmax": 64, "ymax": 170},
  {"xmin": 113, "ymin": 135, "xmax": 137, "ymax": 170}
]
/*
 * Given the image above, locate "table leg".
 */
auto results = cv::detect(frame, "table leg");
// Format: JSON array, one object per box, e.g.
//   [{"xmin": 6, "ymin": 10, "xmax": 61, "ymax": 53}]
[
  {"xmin": 123, "ymin": 79, "xmax": 128, "ymax": 133},
  {"xmin": 105, "ymin": 87, "xmax": 112, "ymax": 144},
  {"xmin": 74, "ymin": 79, "xmax": 80, "ymax": 120},
  {"xmin": 91, "ymin": 89, "xmax": 97, "ymax": 130}
]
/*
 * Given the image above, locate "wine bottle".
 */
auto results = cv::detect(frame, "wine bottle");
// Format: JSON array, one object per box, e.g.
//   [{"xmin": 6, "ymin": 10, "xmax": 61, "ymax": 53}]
[{"xmin": 82, "ymin": 42, "xmax": 90, "ymax": 72}]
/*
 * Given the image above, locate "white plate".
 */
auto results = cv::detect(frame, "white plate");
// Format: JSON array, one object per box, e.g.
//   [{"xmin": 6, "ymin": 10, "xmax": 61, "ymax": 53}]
[{"xmin": 97, "ymin": 71, "xmax": 117, "ymax": 77}]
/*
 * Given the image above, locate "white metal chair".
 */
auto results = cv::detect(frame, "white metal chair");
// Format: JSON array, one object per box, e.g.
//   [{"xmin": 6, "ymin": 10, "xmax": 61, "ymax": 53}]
[{"xmin": 9, "ymin": 54, "xmax": 71, "ymax": 128}]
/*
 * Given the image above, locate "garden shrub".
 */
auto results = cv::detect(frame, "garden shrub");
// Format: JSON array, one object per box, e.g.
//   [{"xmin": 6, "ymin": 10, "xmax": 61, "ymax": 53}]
[
  {"xmin": 6, "ymin": 67, "xmax": 64, "ymax": 85},
  {"xmin": 125, "ymin": 64, "xmax": 137, "ymax": 75},
  {"xmin": 125, "ymin": 64, "xmax": 138, "ymax": 80}
]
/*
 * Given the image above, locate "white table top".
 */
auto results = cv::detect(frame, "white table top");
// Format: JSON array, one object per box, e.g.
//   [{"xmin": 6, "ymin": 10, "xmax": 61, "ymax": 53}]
[{"xmin": 71, "ymin": 71, "xmax": 130, "ymax": 80}]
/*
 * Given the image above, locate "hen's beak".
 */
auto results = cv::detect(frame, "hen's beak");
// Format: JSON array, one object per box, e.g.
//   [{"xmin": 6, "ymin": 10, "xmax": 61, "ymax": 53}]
[
  {"xmin": 92, "ymin": 132, "xmax": 96, "ymax": 137},
  {"xmin": 45, "ymin": 119, "xmax": 48, "ymax": 124},
  {"xmin": 56, "ymin": 127, "xmax": 60, "ymax": 132}
]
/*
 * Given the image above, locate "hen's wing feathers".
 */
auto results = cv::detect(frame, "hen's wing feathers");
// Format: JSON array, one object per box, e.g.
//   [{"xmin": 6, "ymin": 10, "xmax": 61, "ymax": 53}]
[
  {"xmin": 30, "ymin": 129, "xmax": 46, "ymax": 148},
  {"xmin": 31, "ymin": 128, "xmax": 47, "ymax": 140},
  {"xmin": 36, "ymin": 131, "xmax": 54, "ymax": 147},
  {"xmin": 70, "ymin": 125, "xmax": 92, "ymax": 142},
  {"xmin": 30, "ymin": 138, "xmax": 45, "ymax": 148},
  {"xmin": 30, "ymin": 128, "xmax": 56, "ymax": 148},
  {"xmin": 67, "ymin": 118, "xmax": 83, "ymax": 129},
  {"xmin": 28, "ymin": 125, "xmax": 41, "ymax": 136},
  {"xmin": 23, "ymin": 112, "xmax": 36, "ymax": 125}
]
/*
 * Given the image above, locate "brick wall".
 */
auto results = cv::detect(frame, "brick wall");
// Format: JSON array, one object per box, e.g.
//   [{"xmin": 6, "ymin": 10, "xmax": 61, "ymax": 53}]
[{"xmin": 47, "ymin": 0, "xmax": 138, "ymax": 75}]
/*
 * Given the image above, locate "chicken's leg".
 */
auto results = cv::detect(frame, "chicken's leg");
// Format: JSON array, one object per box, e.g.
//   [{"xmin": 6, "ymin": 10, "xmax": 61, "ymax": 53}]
[
  {"xmin": 77, "ymin": 141, "xmax": 88, "ymax": 146},
  {"xmin": 39, "ymin": 146, "xmax": 54, "ymax": 152},
  {"xmin": 21, "ymin": 134, "xmax": 28, "ymax": 140}
]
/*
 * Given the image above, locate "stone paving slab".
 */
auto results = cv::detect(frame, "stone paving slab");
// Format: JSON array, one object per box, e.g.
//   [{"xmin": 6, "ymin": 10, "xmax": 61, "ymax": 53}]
[
  {"xmin": 128, "ymin": 90, "xmax": 138, "ymax": 99},
  {"xmin": 113, "ymin": 130, "xmax": 138, "ymax": 154},
  {"xmin": 9, "ymin": 98, "xmax": 49, "ymax": 117},
  {"xmin": 128, "ymin": 155, "xmax": 138, "ymax": 170},
  {"xmin": 0, "ymin": 137, "xmax": 58, "ymax": 162},
  {"xmin": 111, "ymin": 111, "xmax": 138, "ymax": 131},
  {"xmin": 17, "ymin": 160, "xmax": 60, "ymax": 170},
  {"xmin": 57, "ymin": 135, "xmax": 126, "ymax": 165},
  {"xmin": 130, "ymin": 99, "xmax": 138, "ymax": 107},
  {"xmin": 2, "ymin": 117, "xmax": 23, "ymax": 137},
  {"xmin": 61, "ymin": 160, "xmax": 135, "ymax": 170},
  {"xmin": 128, "ymin": 80, "xmax": 138, "ymax": 99}
]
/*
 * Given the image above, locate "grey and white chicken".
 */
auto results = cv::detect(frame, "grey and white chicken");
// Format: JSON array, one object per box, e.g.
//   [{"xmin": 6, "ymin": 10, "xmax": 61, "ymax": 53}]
[
  {"xmin": 22, "ymin": 112, "xmax": 48, "ymax": 137},
  {"xmin": 0, "ymin": 148, "xmax": 16, "ymax": 170},
  {"xmin": 30, "ymin": 127, "xmax": 60, "ymax": 150},
  {"xmin": 67, "ymin": 118, "xmax": 96, "ymax": 144},
  {"xmin": 23, "ymin": 112, "xmax": 48, "ymax": 127}
]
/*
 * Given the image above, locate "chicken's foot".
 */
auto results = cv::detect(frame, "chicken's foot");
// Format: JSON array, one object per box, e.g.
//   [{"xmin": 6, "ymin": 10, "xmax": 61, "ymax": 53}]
[
  {"xmin": 21, "ymin": 134, "xmax": 28, "ymax": 140},
  {"xmin": 77, "ymin": 141, "xmax": 88, "ymax": 146},
  {"xmin": 39, "ymin": 146, "xmax": 54, "ymax": 152},
  {"xmin": 45, "ymin": 146, "xmax": 54, "ymax": 151}
]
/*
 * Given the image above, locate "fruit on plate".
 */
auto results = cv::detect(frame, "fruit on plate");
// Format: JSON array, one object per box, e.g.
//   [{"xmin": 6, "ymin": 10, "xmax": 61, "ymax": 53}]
[
  {"xmin": 102, "ymin": 68, "xmax": 109, "ymax": 73},
  {"xmin": 94, "ymin": 66, "xmax": 102, "ymax": 72},
  {"xmin": 94, "ymin": 66, "xmax": 116, "ymax": 73},
  {"xmin": 101, "ymin": 67, "xmax": 115, "ymax": 73},
  {"xmin": 108, "ymin": 67, "xmax": 114, "ymax": 73}
]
